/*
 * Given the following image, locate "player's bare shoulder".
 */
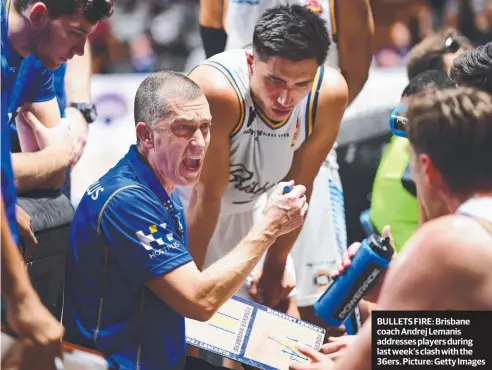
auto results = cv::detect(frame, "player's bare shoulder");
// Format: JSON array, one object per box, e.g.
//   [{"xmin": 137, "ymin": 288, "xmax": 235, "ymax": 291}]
[
  {"xmin": 311, "ymin": 66, "xmax": 348, "ymax": 133},
  {"xmin": 406, "ymin": 214, "xmax": 492, "ymax": 308},
  {"xmin": 317, "ymin": 66, "xmax": 349, "ymax": 111},
  {"xmin": 187, "ymin": 57, "xmax": 241, "ymax": 133}
]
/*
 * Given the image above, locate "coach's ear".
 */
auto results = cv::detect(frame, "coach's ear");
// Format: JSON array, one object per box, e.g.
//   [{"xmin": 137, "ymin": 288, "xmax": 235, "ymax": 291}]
[{"xmin": 135, "ymin": 122, "xmax": 154, "ymax": 149}]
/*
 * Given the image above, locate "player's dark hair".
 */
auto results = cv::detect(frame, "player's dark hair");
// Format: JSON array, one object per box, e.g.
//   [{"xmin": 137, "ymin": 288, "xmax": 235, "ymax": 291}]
[
  {"xmin": 407, "ymin": 86, "xmax": 492, "ymax": 196},
  {"xmin": 402, "ymin": 69, "xmax": 456, "ymax": 98},
  {"xmin": 134, "ymin": 70, "xmax": 203, "ymax": 132},
  {"xmin": 406, "ymin": 28, "xmax": 474, "ymax": 81},
  {"xmin": 252, "ymin": 5, "xmax": 330, "ymax": 66},
  {"xmin": 17, "ymin": 0, "xmax": 114, "ymax": 24},
  {"xmin": 450, "ymin": 42, "xmax": 492, "ymax": 95}
]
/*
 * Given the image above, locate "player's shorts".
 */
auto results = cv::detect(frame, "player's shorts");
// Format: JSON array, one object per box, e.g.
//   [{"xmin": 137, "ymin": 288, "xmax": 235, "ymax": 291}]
[
  {"xmin": 291, "ymin": 145, "xmax": 347, "ymax": 307},
  {"xmin": 178, "ymin": 189, "xmax": 297, "ymax": 300}
]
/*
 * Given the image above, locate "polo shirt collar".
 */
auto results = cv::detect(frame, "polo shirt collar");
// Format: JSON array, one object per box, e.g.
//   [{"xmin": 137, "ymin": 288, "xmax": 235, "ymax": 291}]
[{"xmin": 124, "ymin": 145, "xmax": 177, "ymax": 207}]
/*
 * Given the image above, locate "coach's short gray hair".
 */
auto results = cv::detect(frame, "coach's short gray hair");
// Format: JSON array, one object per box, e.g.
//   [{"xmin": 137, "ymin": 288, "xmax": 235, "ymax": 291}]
[{"xmin": 134, "ymin": 70, "xmax": 203, "ymax": 128}]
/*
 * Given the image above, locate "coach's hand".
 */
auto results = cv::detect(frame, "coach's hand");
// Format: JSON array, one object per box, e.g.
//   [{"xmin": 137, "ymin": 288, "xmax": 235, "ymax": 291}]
[
  {"xmin": 250, "ymin": 181, "xmax": 307, "ymax": 306},
  {"xmin": 262, "ymin": 181, "xmax": 308, "ymax": 236}
]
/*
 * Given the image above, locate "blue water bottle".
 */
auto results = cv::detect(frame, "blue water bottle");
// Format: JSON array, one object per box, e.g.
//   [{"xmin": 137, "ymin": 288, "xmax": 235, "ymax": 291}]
[{"xmin": 313, "ymin": 234, "xmax": 394, "ymax": 327}]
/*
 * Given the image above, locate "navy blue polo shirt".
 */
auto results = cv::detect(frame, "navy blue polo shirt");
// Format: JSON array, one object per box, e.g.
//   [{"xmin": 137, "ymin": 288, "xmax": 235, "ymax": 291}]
[
  {"xmin": 64, "ymin": 145, "xmax": 194, "ymax": 370},
  {"xmin": 1, "ymin": 0, "xmax": 55, "ymax": 243}
]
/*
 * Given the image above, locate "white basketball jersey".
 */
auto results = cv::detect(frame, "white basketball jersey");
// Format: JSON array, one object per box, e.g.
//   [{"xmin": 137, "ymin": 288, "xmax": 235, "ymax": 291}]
[
  {"xmin": 201, "ymin": 49, "xmax": 325, "ymax": 212},
  {"xmin": 224, "ymin": 0, "xmax": 339, "ymax": 68}
]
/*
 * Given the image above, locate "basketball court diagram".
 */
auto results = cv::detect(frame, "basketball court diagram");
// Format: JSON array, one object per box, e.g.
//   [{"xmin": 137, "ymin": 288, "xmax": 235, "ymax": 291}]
[
  {"xmin": 186, "ymin": 296, "xmax": 325, "ymax": 369},
  {"xmin": 243, "ymin": 307, "xmax": 324, "ymax": 369}
]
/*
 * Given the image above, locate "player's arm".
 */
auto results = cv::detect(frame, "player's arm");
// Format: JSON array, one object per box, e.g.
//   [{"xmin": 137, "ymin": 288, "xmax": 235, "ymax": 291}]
[
  {"xmin": 101, "ymin": 187, "xmax": 284, "ymax": 322},
  {"xmin": 336, "ymin": 0, "xmax": 374, "ymax": 104},
  {"xmin": 12, "ymin": 74, "xmax": 74, "ymax": 193},
  {"xmin": 11, "ymin": 99, "xmax": 73, "ymax": 192},
  {"xmin": 64, "ymin": 41, "xmax": 93, "ymax": 164},
  {"xmin": 263, "ymin": 68, "xmax": 348, "ymax": 282},
  {"xmin": 199, "ymin": 0, "xmax": 227, "ymax": 58},
  {"xmin": 65, "ymin": 41, "xmax": 92, "ymax": 103},
  {"xmin": 64, "ymin": 41, "xmax": 93, "ymax": 128},
  {"xmin": 186, "ymin": 65, "xmax": 239, "ymax": 269},
  {"xmin": 320, "ymin": 216, "xmax": 492, "ymax": 370},
  {"xmin": 1, "ymin": 196, "xmax": 64, "ymax": 364},
  {"xmin": 376, "ymin": 216, "xmax": 491, "ymax": 310}
]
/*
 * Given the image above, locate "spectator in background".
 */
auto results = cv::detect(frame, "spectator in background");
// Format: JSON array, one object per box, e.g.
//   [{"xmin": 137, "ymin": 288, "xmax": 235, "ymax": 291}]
[
  {"xmin": 450, "ymin": 41, "xmax": 492, "ymax": 94},
  {"xmin": 371, "ymin": 0, "xmax": 434, "ymax": 67},
  {"xmin": 444, "ymin": 0, "xmax": 492, "ymax": 45},
  {"xmin": 406, "ymin": 27, "xmax": 474, "ymax": 80}
]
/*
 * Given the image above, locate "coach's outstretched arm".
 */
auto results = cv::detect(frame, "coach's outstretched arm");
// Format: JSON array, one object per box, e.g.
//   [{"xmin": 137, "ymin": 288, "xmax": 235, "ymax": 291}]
[
  {"xmin": 185, "ymin": 65, "xmax": 241, "ymax": 269},
  {"xmin": 252, "ymin": 68, "xmax": 348, "ymax": 307},
  {"xmin": 337, "ymin": 0, "xmax": 373, "ymax": 104}
]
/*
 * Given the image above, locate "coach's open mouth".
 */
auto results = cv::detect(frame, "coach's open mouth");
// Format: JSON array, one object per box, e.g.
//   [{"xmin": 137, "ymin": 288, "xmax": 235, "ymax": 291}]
[{"xmin": 182, "ymin": 157, "xmax": 201, "ymax": 171}]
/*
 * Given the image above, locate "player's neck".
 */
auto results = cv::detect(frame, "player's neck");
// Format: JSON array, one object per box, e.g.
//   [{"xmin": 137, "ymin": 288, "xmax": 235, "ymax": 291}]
[
  {"xmin": 447, "ymin": 191, "xmax": 492, "ymax": 214},
  {"xmin": 7, "ymin": 7, "xmax": 33, "ymax": 57}
]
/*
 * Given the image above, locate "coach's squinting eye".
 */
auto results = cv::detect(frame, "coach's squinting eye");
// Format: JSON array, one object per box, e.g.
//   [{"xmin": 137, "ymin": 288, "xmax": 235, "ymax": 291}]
[{"xmin": 200, "ymin": 123, "xmax": 211, "ymax": 133}]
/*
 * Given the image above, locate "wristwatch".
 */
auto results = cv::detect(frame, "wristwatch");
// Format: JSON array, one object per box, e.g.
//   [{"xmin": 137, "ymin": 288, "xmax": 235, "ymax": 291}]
[{"xmin": 69, "ymin": 102, "xmax": 98, "ymax": 124}]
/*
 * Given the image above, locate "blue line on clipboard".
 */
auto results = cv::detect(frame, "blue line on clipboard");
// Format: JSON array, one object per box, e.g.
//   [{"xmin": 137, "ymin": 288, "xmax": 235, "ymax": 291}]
[
  {"xmin": 281, "ymin": 350, "xmax": 308, "ymax": 361},
  {"xmin": 286, "ymin": 337, "xmax": 313, "ymax": 348},
  {"xmin": 217, "ymin": 311, "xmax": 240, "ymax": 321},
  {"xmin": 268, "ymin": 337, "xmax": 309, "ymax": 361},
  {"xmin": 209, "ymin": 323, "xmax": 236, "ymax": 335}
]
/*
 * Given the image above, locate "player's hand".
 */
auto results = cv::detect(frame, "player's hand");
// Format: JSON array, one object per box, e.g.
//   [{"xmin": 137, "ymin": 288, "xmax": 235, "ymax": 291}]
[
  {"xmin": 320, "ymin": 335, "xmax": 356, "ymax": 362},
  {"xmin": 262, "ymin": 180, "xmax": 308, "ymax": 237},
  {"xmin": 249, "ymin": 265, "xmax": 295, "ymax": 307},
  {"xmin": 289, "ymin": 344, "xmax": 335, "ymax": 370},
  {"xmin": 5, "ymin": 293, "xmax": 64, "ymax": 370},
  {"xmin": 15, "ymin": 205, "xmax": 37, "ymax": 245},
  {"xmin": 20, "ymin": 110, "xmax": 77, "ymax": 168},
  {"xmin": 331, "ymin": 226, "xmax": 395, "ymax": 279},
  {"xmin": 65, "ymin": 107, "xmax": 89, "ymax": 167}
]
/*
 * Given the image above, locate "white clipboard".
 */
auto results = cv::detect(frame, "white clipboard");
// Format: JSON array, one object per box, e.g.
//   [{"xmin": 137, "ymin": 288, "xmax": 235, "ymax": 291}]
[{"xmin": 186, "ymin": 295, "xmax": 326, "ymax": 370}]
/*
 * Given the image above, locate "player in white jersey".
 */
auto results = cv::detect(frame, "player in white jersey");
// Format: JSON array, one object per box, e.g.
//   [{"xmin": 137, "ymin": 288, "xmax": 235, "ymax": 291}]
[
  {"xmin": 198, "ymin": 0, "xmax": 373, "ymax": 335},
  {"xmin": 289, "ymin": 87, "xmax": 492, "ymax": 370},
  {"xmin": 199, "ymin": 0, "xmax": 373, "ymax": 103},
  {"xmin": 181, "ymin": 4, "xmax": 347, "ymax": 322}
]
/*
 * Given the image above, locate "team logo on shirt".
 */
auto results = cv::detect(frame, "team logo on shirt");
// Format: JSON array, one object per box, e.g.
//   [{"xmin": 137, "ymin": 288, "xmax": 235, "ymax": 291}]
[
  {"xmin": 305, "ymin": 0, "xmax": 324, "ymax": 14},
  {"xmin": 135, "ymin": 224, "xmax": 179, "ymax": 257},
  {"xmin": 290, "ymin": 119, "xmax": 300, "ymax": 147}
]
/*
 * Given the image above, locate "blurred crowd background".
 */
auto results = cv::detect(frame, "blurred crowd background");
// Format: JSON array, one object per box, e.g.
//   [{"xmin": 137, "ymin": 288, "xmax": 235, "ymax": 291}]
[{"xmin": 88, "ymin": 0, "xmax": 492, "ymax": 75}]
